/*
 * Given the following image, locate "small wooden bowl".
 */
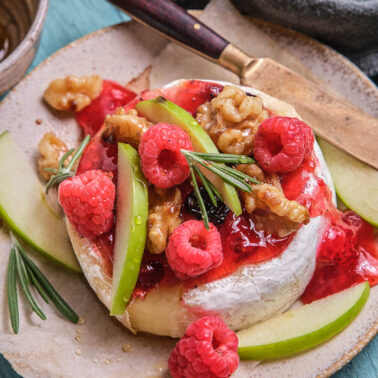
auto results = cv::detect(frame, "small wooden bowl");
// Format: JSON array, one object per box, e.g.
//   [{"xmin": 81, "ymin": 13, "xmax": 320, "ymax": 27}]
[{"xmin": 0, "ymin": 0, "xmax": 49, "ymax": 94}]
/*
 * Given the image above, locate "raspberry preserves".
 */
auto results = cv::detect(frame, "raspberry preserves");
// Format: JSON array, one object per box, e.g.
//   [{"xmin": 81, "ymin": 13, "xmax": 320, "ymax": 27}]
[{"xmin": 76, "ymin": 80, "xmax": 136, "ymax": 136}]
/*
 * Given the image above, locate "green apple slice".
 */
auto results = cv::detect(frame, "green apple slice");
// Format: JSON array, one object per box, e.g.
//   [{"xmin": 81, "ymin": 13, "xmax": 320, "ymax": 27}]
[
  {"xmin": 237, "ymin": 281, "xmax": 370, "ymax": 360},
  {"xmin": 0, "ymin": 131, "xmax": 80, "ymax": 272},
  {"xmin": 136, "ymin": 97, "xmax": 242, "ymax": 216},
  {"xmin": 111, "ymin": 143, "xmax": 148, "ymax": 315},
  {"xmin": 318, "ymin": 138, "xmax": 378, "ymax": 226}
]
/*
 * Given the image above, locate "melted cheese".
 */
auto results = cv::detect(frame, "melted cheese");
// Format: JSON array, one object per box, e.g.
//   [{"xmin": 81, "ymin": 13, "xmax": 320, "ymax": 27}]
[{"xmin": 183, "ymin": 216, "xmax": 324, "ymax": 330}]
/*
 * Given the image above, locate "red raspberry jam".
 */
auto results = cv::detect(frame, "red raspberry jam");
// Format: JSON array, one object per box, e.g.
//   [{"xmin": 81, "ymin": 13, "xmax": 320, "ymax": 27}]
[
  {"xmin": 136, "ymin": 260, "xmax": 165, "ymax": 291},
  {"xmin": 76, "ymin": 138, "xmax": 118, "ymax": 181},
  {"xmin": 76, "ymin": 79, "xmax": 378, "ymax": 303},
  {"xmin": 140, "ymin": 80, "xmax": 223, "ymax": 116},
  {"xmin": 76, "ymin": 80, "xmax": 136, "ymax": 136},
  {"xmin": 282, "ymin": 153, "xmax": 378, "ymax": 302},
  {"xmin": 133, "ymin": 253, "xmax": 178, "ymax": 299},
  {"xmin": 302, "ymin": 211, "xmax": 378, "ymax": 303},
  {"xmin": 94, "ymin": 231, "xmax": 114, "ymax": 277},
  {"xmin": 281, "ymin": 156, "xmax": 332, "ymax": 217}
]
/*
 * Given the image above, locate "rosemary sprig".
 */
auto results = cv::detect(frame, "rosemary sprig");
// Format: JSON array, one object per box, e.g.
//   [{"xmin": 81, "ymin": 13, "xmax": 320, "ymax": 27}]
[
  {"xmin": 26, "ymin": 265, "xmax": 50, "ymax": 304},
  {"xmin": 6, "ymin": 246, "xmax": 19, "ymax": 333},
  {"xmin": 185, "ymin": 151, "xmax": 255, "ymax": 164},
  {"xmin": 18, "ymin": 245, "xmax": 79, "ymax": 324},
  {"xmin": 181, "ymin": 150, "xmax": 261, "ymax": 230},
  {"xmin": 6, "ymin": 233, "xmax": 79, "ymax": 333},
  {"xmin": 45, "ymin": 134, "xmax": 90, "ymax": 193},
  {"xmin": 192, "ymin": 165, "xmax": 218, "ymax": 208},
  {"xmin": 217, "ymin": 164, "xmax": 260, "ymax": 185},
  {"xmin": 14, "ymin": 246, "xmax": 46, "ymax": 320},
  {"xmin": 190, "ymin": 167, "xmax": 210, "ymax": 229}
]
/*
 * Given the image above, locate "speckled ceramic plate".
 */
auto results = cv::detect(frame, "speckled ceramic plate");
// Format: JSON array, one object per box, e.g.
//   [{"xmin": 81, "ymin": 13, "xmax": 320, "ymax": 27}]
[{"xmin": 0, "ymin": 19, "xmax": 376, "ymax": 378}]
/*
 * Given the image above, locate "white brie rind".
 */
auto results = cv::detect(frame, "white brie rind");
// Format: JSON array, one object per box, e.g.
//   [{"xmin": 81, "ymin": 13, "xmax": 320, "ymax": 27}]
[{"xmin": 67, "ymin": 80, "xmax": 335, "ymax": 338}]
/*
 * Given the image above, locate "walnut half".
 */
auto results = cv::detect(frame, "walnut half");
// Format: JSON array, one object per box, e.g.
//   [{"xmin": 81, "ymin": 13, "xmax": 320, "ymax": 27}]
[
  {"xmin": 102, "ymin": 108, "xmax": 152, "ymax": 148},
  {"xmin": 236, "ymin": 163, "xmax": 309, "ymax": 237},
  {"xmin": 38, "ymin": 132, "xmax": 69, "ymax": 180},
  {"xmin": 196, "ymin": 85, "xmax": 269, "ymax": 155},
  {"xmin": 44, "ymin": 75, "xmax": 103, "ymax": 112},
  {"xmin": 254, "ymin": 184, "xmax": 309, "ymax": 225},
  {"xmin": 146, "ymin": 187, "xmax": 182, "ymax": 254}
]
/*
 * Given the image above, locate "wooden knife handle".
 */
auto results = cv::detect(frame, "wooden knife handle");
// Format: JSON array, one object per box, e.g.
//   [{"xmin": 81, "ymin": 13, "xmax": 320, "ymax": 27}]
[{"xmin": 108, "ymin": 0, "xmax": 228, "ymax": 60}]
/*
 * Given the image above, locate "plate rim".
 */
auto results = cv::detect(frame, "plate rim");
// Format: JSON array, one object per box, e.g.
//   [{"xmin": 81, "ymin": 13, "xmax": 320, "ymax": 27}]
[{"xmin": 0, "ymin": 19, "xmax": 377, "ymax": 377}]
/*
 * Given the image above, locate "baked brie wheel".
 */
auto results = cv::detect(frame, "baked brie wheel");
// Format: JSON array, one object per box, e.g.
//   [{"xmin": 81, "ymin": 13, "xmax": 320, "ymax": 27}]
[{"xmin": 67, "ymin": 80, "xmax": 335, "ymax": 338}]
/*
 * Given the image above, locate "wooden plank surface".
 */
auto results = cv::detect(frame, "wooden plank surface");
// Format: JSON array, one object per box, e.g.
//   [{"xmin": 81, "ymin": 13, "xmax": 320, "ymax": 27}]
[{"xmin": 0, "ymin": 0, "xmax": 376, "ymax": 377}]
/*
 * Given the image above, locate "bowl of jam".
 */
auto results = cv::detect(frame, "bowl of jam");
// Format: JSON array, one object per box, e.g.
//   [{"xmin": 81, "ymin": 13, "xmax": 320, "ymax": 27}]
[{"xmin": 0, "ymin": 0, "xmax": 49, "ymax": 94}]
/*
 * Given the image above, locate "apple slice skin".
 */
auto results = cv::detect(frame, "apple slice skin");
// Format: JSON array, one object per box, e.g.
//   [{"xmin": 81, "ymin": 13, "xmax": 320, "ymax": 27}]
[
  {"xmin": 237, "ymin": 282, "xmax": 370, "ymax": 360},
  {"xmin": 318, "ymin": 138, "xmax": 378, "ymax": 227},
  {"xmin": 0, "ymin": 131, "xmax": 81, "ymax": 272},
  {"xmin": 135, "ymin": 97, "xmax": 242, "ymax": 216},
  {"xmin": 110, "ymin": 143, "xmax": 148, "ymax": 315}
]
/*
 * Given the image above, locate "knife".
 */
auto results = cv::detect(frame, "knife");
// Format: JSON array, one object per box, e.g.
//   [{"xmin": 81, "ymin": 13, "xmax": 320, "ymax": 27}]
[{"xmin": 108, "ymin": 0, "xmax": 378, "ymax": 170}]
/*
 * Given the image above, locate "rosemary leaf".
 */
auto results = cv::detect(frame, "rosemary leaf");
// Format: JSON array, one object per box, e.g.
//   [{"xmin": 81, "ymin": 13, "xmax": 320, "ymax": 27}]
[
  {"xmin": 14, "ymin": 248, "xmax": 46, "ymax": 320},
  {"xmin": 67, "ymin": 134, "xmax": 90, "ymax": 172},
  {"xmin": 7, "ymin": 247, "xmax": 19, "ymax": 334},
  {"xmin": 43, "ymin": 167, "xmax": 59, "ymax": 173},
  {"xmin": 216, "ymin": 164, "xmax": 260, "ymax": 185},
  {"xmin": 195, "ymin": 159, "xmax": 252, "ymax": 193},
  {"xmin": 190, "ymin": 167, "xmax": 210, "ymax": 230},
  {"xmin": 26, "ymin": 264, "xmax": 50, "ymax": 304},
  {"xmin": 58, "ymin": 148, "xmax": 75, "ymax": 170},
  {"xmin": 193, "ymin": 165, "xmax": 218, "ymax": 207},
  {"xmin": 182, "ymin": 150, "xmax": 255, "ymax": 164},
  {"xmin": 46, "ymin": 135, "xmax": 90, "ymax": 194},
  {"xmin": 206, "ymin": 179, "xmax": 223, "ymax": 201},
  {"xmin": 19, "ymin": 248, "xmax": 79, "ymax": 324},
  {"xmin": 181, "ymin": 149, "xmax": 260, "ymax": 227},
  {"xmin": 182, "ymin": 152, "xmax": 249, "ymax": 190},
  {"xmin": 45, "ymin": 172, "xmax": 73, "ymax": 194}
]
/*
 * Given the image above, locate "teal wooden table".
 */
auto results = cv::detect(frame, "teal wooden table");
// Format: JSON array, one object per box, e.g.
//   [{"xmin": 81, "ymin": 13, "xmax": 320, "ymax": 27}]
[{"xmin": 1, "ymin": 1, "xmax": 376, "ymax": 377}]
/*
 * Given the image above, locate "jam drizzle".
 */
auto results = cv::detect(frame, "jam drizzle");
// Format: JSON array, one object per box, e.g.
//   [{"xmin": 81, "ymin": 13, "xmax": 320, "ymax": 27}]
[{"xmin": 76, "ymin": 80, "xmax": 137, "ymax": 136}]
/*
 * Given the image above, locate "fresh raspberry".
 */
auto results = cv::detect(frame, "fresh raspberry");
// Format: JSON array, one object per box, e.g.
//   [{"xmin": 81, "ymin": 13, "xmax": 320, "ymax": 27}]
[
  {"xmin": 166, "ymin": 220, "xmax": 223, "ymax": 280},
  {"xmin": 254, "ymin": 117, "xmax": 314, "ymax": 172},
  {"xmin": 139, "ymin": 123, "xmax": 193, "ymax": 188},
  {"xmin": 168, "ymin": 316, "xmax": 239, "ymax": 378},
  {"xmin": 58, "ymin": 169, "xmax": 115, "ymax": 239}
]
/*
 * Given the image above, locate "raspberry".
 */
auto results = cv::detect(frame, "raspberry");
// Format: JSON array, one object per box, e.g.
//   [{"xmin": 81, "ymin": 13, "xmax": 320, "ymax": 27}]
[
  {"xmin": 254, "ymin": 117, "xmax": 314, "ymax": 172},
  {"xmin": 58, "ymin": 169, "xmax": 115, "ymax": 239},
  {"xmin": 139, "ymin": 123, "xmax": 193, "ymax": 188},
  {"xmin": 166, "ymin": 220, "xmax": 223, "ymax": 280},
  {"xmin": 168, "ymin": 316, "xmax": 239, "ymax": 378}
]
